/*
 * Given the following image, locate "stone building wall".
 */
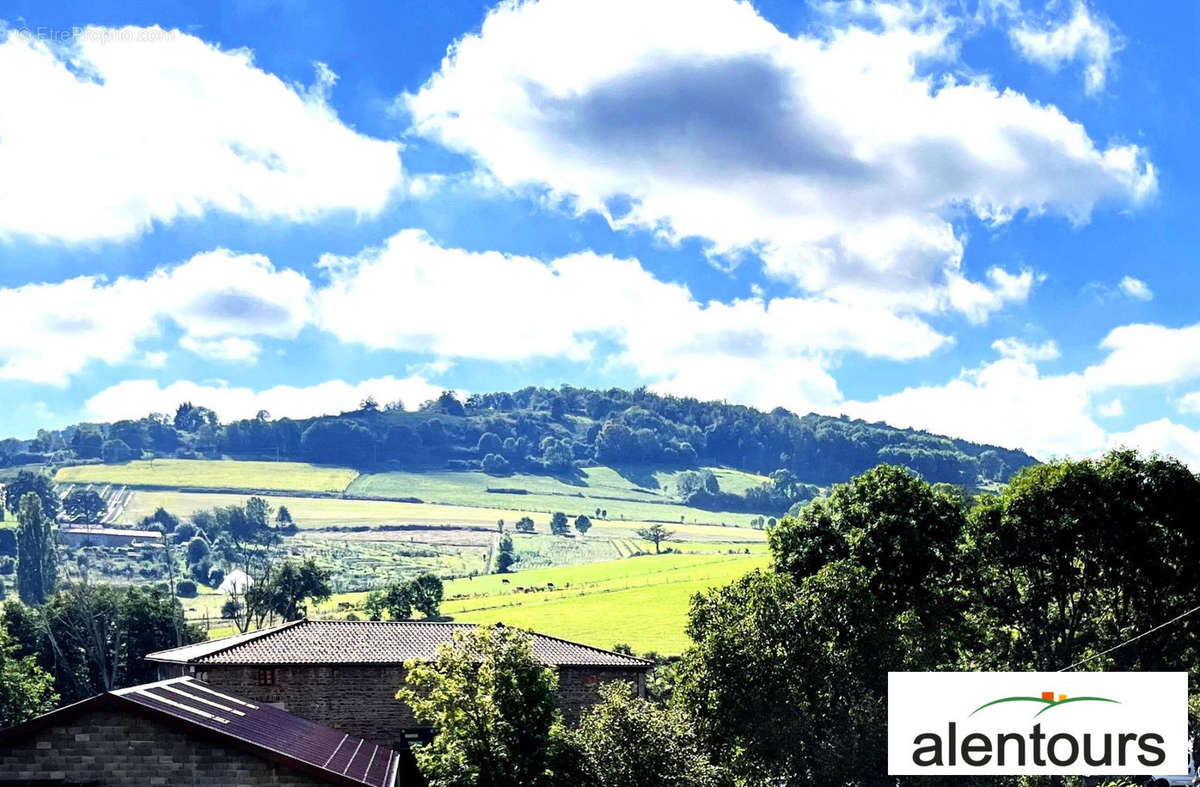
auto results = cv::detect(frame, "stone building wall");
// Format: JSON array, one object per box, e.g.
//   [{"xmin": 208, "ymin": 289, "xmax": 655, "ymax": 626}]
[
  {"xmin": 167, "ymin": 663, "xmax": 646, "ymax": 749},
  {"xmin": 0, "ymin": 708, "xmax": 333, "ymax": 786}
]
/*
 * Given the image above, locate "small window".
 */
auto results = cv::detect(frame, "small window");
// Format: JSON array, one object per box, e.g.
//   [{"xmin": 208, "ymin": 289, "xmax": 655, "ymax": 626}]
[{"xmin": 257, "ymin": 668, "xmax": 276, "ymax": 686}]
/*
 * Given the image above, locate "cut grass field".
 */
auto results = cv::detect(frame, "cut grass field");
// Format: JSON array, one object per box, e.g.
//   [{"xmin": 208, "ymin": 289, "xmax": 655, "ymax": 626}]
[
  {"xmin": 118, "ymin": 490, "xmax": 766, "ymax": 543},
  {"xmin": 347, "ymin": 467, "xmax": 763, "ymax": 527},
  {"xmin": 56, "ymin": 459, "xmax": 359, "ymax": 494}
]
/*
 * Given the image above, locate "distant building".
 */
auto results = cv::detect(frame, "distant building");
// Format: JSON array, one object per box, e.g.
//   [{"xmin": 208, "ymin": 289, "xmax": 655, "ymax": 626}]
[
  {"xmin": 0, "ymin": 676, "xmax": 400, "ymax": 786},
  {"xmin": 146, "ymin": 618, "xmax": 652, "ymax": 753},
  {"xmin": 59, "ymin": 525, "xmax": 161, "ymax": 547}
]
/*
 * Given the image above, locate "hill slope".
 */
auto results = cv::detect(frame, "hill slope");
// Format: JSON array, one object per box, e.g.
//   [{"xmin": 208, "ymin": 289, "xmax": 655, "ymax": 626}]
[{"xmin": 7, "ymin": 387, "xmax": 1036, "ymax": 507}]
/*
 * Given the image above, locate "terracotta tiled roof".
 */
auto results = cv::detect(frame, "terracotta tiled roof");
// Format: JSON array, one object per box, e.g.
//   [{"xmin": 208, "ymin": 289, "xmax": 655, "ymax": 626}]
[
  {"xmin": 0, "ymin": 677, "xmax": 399, "ymax": 787},
  {"xmin": 147, "ymin": 619, "xmax": 651, "ymax": 668}
]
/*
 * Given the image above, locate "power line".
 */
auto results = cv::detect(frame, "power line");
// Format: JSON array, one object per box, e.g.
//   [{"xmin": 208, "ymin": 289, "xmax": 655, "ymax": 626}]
[{"xmin": 1058, "ymin": 602, "xmax": 1200, "ymax": 672}]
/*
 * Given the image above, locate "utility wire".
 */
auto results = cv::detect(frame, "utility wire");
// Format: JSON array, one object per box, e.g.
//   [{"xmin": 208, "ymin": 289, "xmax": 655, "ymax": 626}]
[{"xmin": 1058, "ymin": 602, "xmax": 1200, "ymax": 671}]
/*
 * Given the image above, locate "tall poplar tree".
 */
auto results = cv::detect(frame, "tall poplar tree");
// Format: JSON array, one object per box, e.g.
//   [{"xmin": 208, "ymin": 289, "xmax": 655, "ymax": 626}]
[{"xmin": 16, "ymin": 492, "xmax": 56, "ymax": 606}]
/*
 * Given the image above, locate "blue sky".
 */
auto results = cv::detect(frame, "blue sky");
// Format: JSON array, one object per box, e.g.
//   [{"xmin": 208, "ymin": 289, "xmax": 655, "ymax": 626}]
[{"xmin": 1, "ymin": 0, "xmax": 1198, "ymax": 465}]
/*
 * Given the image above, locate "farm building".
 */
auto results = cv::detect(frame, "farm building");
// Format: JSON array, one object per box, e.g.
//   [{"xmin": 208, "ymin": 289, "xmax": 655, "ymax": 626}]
[
  {"xmin": 0, "ymin": 676, "xmax": 400, "ymax": 786},
  {"xmin": 146, "ymin": 618, "xmax": 652, "ymax": 752},
  {"xmin": 59, "ymin": 525, "xmax": 161, "ymax": 547}
]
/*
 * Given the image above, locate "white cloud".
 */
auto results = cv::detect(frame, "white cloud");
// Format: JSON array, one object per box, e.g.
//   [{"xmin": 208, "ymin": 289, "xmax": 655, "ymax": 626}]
[
  {"xmin": 648, "ymin": 356, "xmax": 841, "ymax": 415},
  {"xmin": 160, "ymin": 249, "xmax": 314, "ymax": 341},
  {"xmin": 0, "ymin": 274, "xmax": 159, "ymax": 385},
  {"xmin": 1010, "ymin": 2, "xmax": 1121, "ymax": 94},
  {"xmin": 406, "ymin": 0, "xmax": 1152, "ymax": 313},
  {"xmin": 1118, "ymin": 275, "xmax": 1153, "ymax": 301},
  {"xmin": 0, "ymin": 25, "xmax": 403, "ymax": 243},
  {"xmin": 991, "ymin": 336, "xmax": 1060, "ymax": 362},
  {"xmin": 946, "ymin": 268, "xmax": 1036, "ymax": 324},
  {"xmin": 1106, "ymin": 419, "xmax": 1200, "ymax": 470},
  {"xmin": 1177, "ymin": 392, "xmax": 1200, "ymax": 415},
  {"xmin": 139, "ymin": 351, "xmax": 168, "ymax": 369},
  {"xmin": 843, "ymin": 358, "xmax": 1103, "ymax": 458},
  {"xmin": 1083, "ymin": 322, "xmax": 1200, "ymax": 389},
  {"xmin": 0, "ymin": 250, "xmax": 312, "ymax": 383},
  {"xmin": 84, "ymin": 375, "xmax": 445, "ymax": 423},
  {"xmin": 178, "ymin": 336, "xmax": 261, "ymax": 363},
  {"xmin": 1097, "ymin": 397, "xmax": 1123, "ymax": 417},
  {"xmin": 316, "ymin": 229, "xmax": 950, "ymax": 413}
]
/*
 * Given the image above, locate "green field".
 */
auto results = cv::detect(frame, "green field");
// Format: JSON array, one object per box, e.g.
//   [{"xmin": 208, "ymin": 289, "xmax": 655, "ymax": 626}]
[
  {"xmin": 446, "ymin": 553, "xmax": 765, "ymax": 653},
  {"xmin": 177, "ymin": 552, "xmax": 765, "ymax": 654},
  {"xmin": 56, "ymin": 459, "xmax": 358, "ymax": 493},
  {"xmin": 117, "ymin": 490, "xmax": 765, "ymax": 543},
  {"xmin": 347, "ymin": 467, "xmax": 763, "ymax": 527},
  {"xmin": 53, "ymin": 459, "xmax": 769, "ymax": 653}
]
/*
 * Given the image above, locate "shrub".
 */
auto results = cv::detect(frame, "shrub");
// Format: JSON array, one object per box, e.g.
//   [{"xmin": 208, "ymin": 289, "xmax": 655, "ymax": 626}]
[
  {"xmin": 176, "ymin": 579, "xmax": 197, "ymax": 597},
  {"xmin": 208, "ymin": 566, "xmax": 225, "ymax": 588},
  {"xmin": 173, "ymin": 522, "xmax": 197, "ymax": 542},
  {"xmin": 100, "ymin": 438, "xmax": 132, "ymax": 463},
  {"xmin": 186, "ymin": 536, "xmax": 209, "ymax": 566},
  {"xmin": 191, "ymin": 559, "xmax": 212, "ymax": 584},
  {"xmin": 481, "ymin": 453, "xmax": 512, "ymax": 475},
  {"xmin": 0, "ymin": 556, "xmax": 14, "ymax": 575},
  {"xmin": 0, "ymin": 528, "xmax": 15, "ymax": 557}
]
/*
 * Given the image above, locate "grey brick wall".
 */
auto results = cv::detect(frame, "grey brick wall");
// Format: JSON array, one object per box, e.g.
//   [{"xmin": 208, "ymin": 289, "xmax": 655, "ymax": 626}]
[{"xmin": 0, "ymin": 708, "xmax": 333, "ymax": 786}]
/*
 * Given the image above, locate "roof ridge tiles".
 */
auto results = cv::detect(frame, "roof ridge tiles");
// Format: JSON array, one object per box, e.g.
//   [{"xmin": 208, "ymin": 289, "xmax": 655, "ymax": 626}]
[{"xmin": 148, "ymin": 617, "xmax": 652, "ymax": 669}]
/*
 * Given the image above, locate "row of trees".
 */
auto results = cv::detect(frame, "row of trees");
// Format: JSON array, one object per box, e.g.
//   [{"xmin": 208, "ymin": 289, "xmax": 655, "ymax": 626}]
[
  {"xmin": 1, "ymin": 583, "xmax": 202, "ymax": 708},
  {"xmin": 507, "ymin": 512, "xmax": 592, "ymax": 536},
  {"xmin": 364, "ymin": 573, "xmax": 444, "ymax": 621},
  {"xmin": 395, "ymin": 449, "xmax": 1200, "ymax": 785},
  {"xmin": 4, "ymin": 387, "xmax": 1035, "ymax": 493}
]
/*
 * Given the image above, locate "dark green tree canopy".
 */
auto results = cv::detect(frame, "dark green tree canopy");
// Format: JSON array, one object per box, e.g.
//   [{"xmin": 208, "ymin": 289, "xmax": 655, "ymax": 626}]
[
  {"xmin": 3, "ymin": 471, "xmax": 59, "ymax": 518},
  {"xmin": 63, "ymin": 488, "xmax": 107, "ymax": 523}
]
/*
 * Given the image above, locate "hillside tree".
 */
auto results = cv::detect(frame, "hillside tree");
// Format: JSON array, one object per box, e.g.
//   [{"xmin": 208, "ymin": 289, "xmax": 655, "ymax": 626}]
[
  {"xmin": 549, "ymin": 511, "xmax": 569, "ymax": 536},
  {"xmin": 3, "ymin": 471, "xmax": 59, "ymax": 519},
  {"xmin": 574, "ymin": 515, "xmax": 591, "ymax": 535},
  {"xmin": 496, "ymin": 533, "xmax": 516, "ymax": 573},
  {"xmin": 63, "ymin": 488, "xmax": 107, "ymax": 523},
  {"xmin": 636, "ymin": 523, "xmax": 674, "ymax": 554}
]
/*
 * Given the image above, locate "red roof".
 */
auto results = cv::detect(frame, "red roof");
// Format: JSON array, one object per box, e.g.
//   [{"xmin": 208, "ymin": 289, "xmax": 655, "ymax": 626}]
[
  {"xmin": 0, "ymin": 677, "xmax": 399, "ymax": 787},
  {"xmin": 147, "ymin": 618, "xmax": 651, "ymax": 668}
]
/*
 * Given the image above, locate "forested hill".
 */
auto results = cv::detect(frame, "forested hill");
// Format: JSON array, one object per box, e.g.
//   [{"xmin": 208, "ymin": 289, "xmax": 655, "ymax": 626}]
[{"xmin": 3, "ymin": 386, "xmax": 1035, "ymax": 491}]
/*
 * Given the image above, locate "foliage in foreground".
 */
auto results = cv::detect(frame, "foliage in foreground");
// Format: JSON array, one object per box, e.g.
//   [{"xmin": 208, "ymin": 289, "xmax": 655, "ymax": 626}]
[
  {"xmin": 398, "ymin": 625, "xmax": 567, "ymax": 787},
  {"xmin": 677, "ymin": 451, "xmax": 1200, "ymax": 785},
  {"xmin": 1, "ymin": 583, "xmax": 203, "ymax": 705},
  {"xmin": 0, "ymin": 626, "xmax": 57, "ymax": 727},
  {"xmin": 569, "ymin": 680, "xmax": 722, "ymax": 787}
]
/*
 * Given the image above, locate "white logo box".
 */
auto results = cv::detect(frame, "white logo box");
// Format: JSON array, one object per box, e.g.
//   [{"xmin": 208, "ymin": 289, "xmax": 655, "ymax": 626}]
[{"xmin": 888, "ymin": 671, "xmax": 1188, "ymax": 776}]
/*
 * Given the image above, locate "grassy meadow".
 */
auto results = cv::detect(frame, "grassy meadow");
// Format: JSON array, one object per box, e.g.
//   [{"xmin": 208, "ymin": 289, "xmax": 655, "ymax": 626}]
[
  {"xmin": 55, "ymin": 459, "xmax": 359, "ymax": 493},
  {"xmin": 180, "ymin": 552, "xmax": 765, "ymax": 654},
  {"xmin": 117, "ymin": 490, "xmax": 765, "ymax": 543},
  {"xmin": 348, "ymin": 467, "xmax": 762, "ymax": 527}
]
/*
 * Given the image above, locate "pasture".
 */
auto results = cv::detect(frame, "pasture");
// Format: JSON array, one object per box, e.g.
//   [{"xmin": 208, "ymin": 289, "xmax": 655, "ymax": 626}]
[
  {"xmin": 55, "ymin": 459, "xmax": 358, "ymax": 494},
  {"xmin": 117, "ymin": 490, "xmax": 766, "ymax": 544},
  {"xmin": 438, "ymin": 552, "xmax": 765, "ymax": 654},
  {"xmin": 347, "ymin": 467, "xmax": 762, "ymax": 527}
]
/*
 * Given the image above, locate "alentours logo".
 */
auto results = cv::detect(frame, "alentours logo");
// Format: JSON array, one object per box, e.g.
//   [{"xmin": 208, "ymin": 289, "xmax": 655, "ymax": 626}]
[{"xmin": 888, "ymin": 672, "xmax": 1188, "ymax": 776}]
